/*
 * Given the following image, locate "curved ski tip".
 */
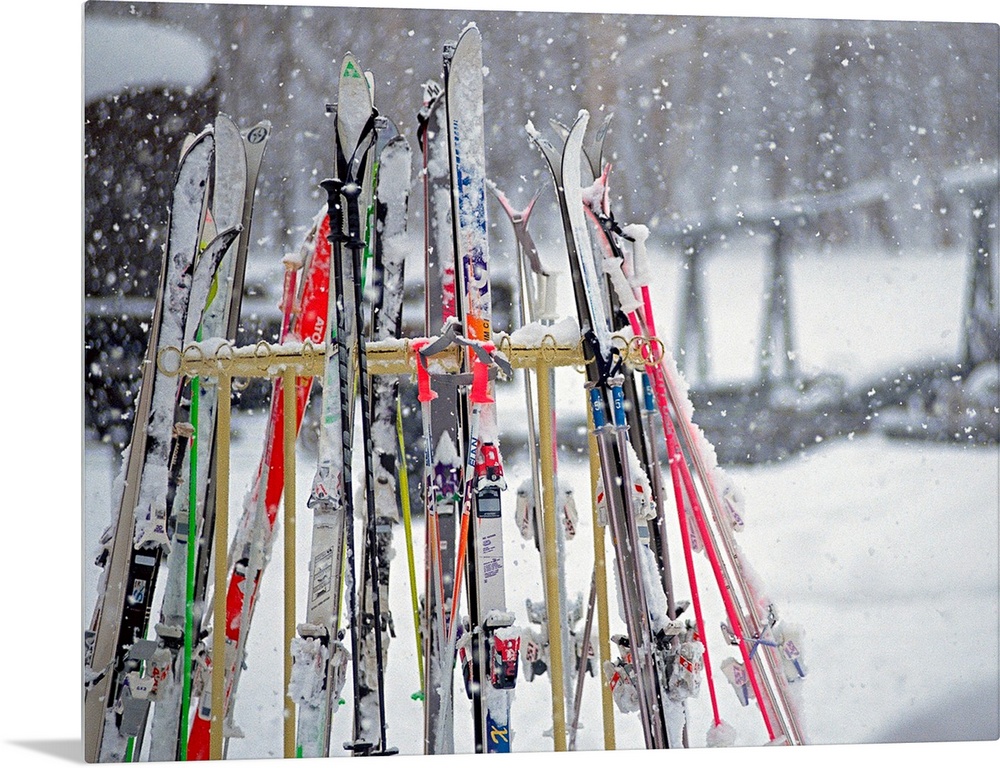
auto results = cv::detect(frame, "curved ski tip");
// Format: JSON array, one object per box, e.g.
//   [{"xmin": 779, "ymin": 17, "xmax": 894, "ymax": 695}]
[
  {"xmin": 460, "ymin": 21, "xmax": 481, "ymax": 36},
  {"xmin": 179, "ymin": 124, "xmax": 215, "ymax": 159},
  {"xmin": 386, "ymin": 131, "xmax": 410, "ymax": 150},
  {"xmin": 549, "ymin": 119, "xmax": 570, "ymax": 139}
]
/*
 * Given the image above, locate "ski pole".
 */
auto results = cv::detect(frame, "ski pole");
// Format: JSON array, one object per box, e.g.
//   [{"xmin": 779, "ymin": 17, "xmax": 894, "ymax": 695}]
[{"xmin": 396, "ymin": 400, "xmax": 424, "ymax": 690}]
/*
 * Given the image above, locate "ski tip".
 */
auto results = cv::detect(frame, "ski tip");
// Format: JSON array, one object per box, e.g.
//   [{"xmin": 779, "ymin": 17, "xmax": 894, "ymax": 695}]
[
  {"xmin": 179, "ymin": 124, "xmax": 214, "ymax": 160},
  {"xmin": 549, "ymin": 119, "xmax": 570, "ymax": 140},
  {"xmin": 244, "ymin": 120, "xmax": 272, "ymax": 145},
  {"xmin": 339, "ymin": 52, "xmax": 364, "ymax": 81},
  {"xmin": 596, "ymin": 111, "xmax": 614, "ymax": 137}
]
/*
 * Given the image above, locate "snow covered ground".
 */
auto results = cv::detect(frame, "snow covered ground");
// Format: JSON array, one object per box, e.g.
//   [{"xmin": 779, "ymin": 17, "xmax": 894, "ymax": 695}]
[{"xmin": 77, "ymin": 240, "xmax": 998, "ymax": 765}]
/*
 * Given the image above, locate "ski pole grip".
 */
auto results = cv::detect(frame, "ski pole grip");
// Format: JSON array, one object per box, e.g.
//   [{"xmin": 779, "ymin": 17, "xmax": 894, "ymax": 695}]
[
  {"xmin": 320, "ymin": 178, "xmax": 344, "ymax": 238},
  {"xmin": 470, "ymin": 357, "xmax": 493, "ymax": 404},
  {"xmin": 642, "ymin": 373, "xmax": 656, "ymax": 413},
  {"xmin": 542, "ymin": 273, "xmax": 559, "ymax": 322},
  {"xmin": 603, "ymin": 255, "xmax": 642, "ymax": 315},
  {"xmin": 413, "ymin": 340, "xmax": 437, "ymax": 403},
  {"xmin": 622, "ymin": 223, "xmax": 651, "ymax": 288}
]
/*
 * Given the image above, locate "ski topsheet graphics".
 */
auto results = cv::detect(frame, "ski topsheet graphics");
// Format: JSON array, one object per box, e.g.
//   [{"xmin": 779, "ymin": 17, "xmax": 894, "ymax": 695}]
[
  {"xmin": 417, "ymin": 78, "xmax": 463, "ymax": 756},
  {"xmin": 444, "ymin": 24, "xmax": 519, "ymax": 754},
  {"xmin": 289, "ymin": 51, "xmax": 370, "ymax": 758},
  {"xmin": 147, "ymin": 114, "xmax": 250, "ymax": 763},
  {"xmin": 529, "ymin": 112, "xmax": 676, "ymax": 750}
]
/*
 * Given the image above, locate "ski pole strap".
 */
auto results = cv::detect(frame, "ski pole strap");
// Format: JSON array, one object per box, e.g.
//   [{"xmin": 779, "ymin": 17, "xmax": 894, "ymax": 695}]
[
  {"xmin": 421, "ymin": 319, "xmax": 514, "ymax": 381},
  {"xmin": 335, "ymin": 108, "xmax": 380, "ymax": 185},
  {"xmin": 585, "ymin": 328, "xmax": 624, "ymax": 385},
  {"xmin": 420, "ymin": 318, "xmax": 464, "ymax": 358}
]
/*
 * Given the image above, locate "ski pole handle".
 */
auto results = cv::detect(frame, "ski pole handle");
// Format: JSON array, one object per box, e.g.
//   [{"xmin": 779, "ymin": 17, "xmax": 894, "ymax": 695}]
[
  {"xmin": 541, "ymin": 273, "xmax": 560, "ymax": 323},
  {"xmin": 413, "ymin": 339, "xmax": 437, "ymax": 404},
  {"xmin": 470, "ymin": 355, "xmax": 493, "ymax": 404},
  {"xmin": 602, "ymin": 254, "xmax": 643, "ymax": 316},
  {"xmin": 622, "ymin": 223, "xmax": 652, "ymax": 289}
]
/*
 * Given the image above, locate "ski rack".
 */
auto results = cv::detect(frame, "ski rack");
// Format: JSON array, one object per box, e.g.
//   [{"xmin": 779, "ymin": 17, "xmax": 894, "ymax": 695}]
[
  {"xmin": 155, "ymin": 328, "xmax": 662, "ymax": 757},
  {"xmin": 156, "ymin": 333, "xmax": 655, "ymax": 380}
]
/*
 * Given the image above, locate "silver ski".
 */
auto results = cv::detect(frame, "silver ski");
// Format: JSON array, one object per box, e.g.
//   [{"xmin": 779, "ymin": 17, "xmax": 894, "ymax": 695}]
[
  {"xmin": 417, "ymin": 78, "xmax": 462, "ymax": 755},
  {"xmin": 355, "ymin": 130, "xmax": 413, "ymax": 748},
  {"xmin": 147, "ymin": 114, "xmax": 267, "ymax": 762},
  {"xmin": 529, "ymin": 111, "xmax": 673, "ymax": 749},
  {"xmin": 85, "ymin": 127, "xmax": 215, "ymax": 763}
]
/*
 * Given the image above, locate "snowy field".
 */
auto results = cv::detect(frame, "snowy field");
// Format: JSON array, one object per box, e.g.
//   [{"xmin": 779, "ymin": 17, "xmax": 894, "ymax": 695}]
[{"xmin": 77, "ymin": 240, "xmax": 998, "ymax": 765}]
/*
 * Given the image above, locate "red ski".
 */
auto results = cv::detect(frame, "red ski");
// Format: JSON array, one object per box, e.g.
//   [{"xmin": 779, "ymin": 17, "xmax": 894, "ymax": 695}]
[{"xmin": 187, "ymin": 210, "xmax": 332, "ymax": 760}]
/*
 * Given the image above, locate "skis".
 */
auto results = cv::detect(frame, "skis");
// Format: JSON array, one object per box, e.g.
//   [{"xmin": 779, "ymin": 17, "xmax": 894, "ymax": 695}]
[
  {"xmin": 529, "ymin": 111, "xmax": 678, "ymax": 750},
  {"xmin": 544, "ymin": 111, "xmax": 809, "ymax": 746},
  {"xmin": 147, "ymin": 113, "xmax": 265, "ymax": 762},
  {"xmin": 355, "ymin": 128, "xmax": 413, "ymax": 750},
  {"xmin": 185, "ymin": 205, "xmax": 329, "ymax": 761},
  {"xmin": 417, "ymin": 78, "xmax": 462, "ymax": 755},
  {"xmin": 186, "ymin": 117, "xmax": 272, "ymax": 695},
  {"xmin": 293, "ymin": 51, "xmax": 408, "ymax": 758},
  {"xmin": 490, "ymin": 180, "xmax": 589, "ymax": 748},
  {"xmin": 84, "ymin": 124, "xmax": 244, "ymax": 762},
  {"xmin": 444, "ymin": 24, "xmax": 519, "ymax": 754},
  {"xmin": 615, "ymin": 222, "xmax": 808, "ymax": 745}
]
